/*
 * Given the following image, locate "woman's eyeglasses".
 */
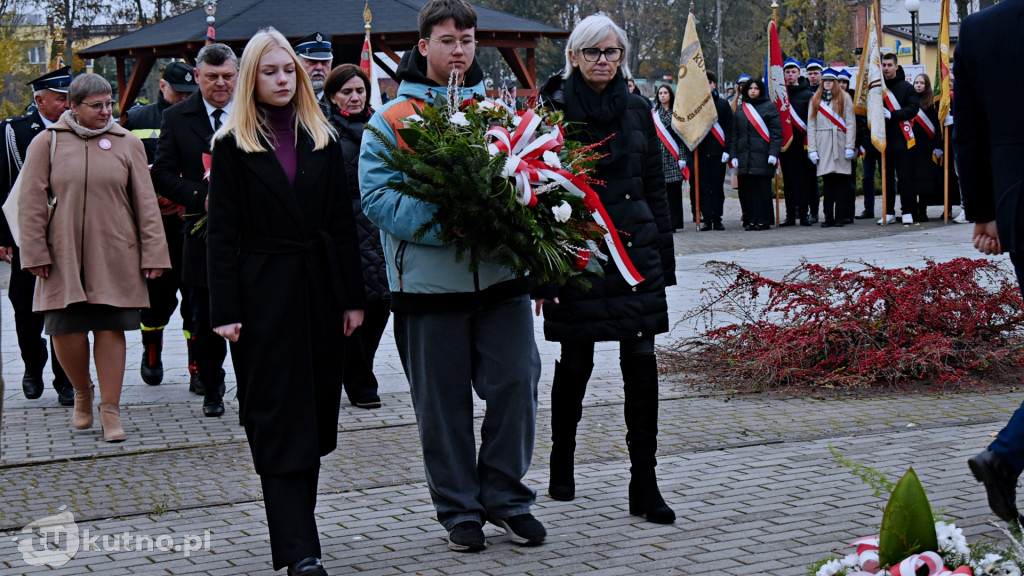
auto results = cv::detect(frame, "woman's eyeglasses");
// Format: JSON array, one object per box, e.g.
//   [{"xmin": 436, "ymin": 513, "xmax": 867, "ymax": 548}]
[
  {"xmin": 423, "ymin": 37, "xmax": 478, "ymax": 53},
  {"xmin": 580, "ymin": 47, "xmax": 623, "ymax": 62},
  {"xmin": 80, "ymin": 100, "xmax": 116, "ymax": 112}
]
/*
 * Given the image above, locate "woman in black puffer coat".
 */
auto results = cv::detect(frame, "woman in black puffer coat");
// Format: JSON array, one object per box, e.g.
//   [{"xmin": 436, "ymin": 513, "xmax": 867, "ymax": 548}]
[
  {"xmin": 325, "ymin": 64, "xmax": 390, "ymax": 409},
  {"xmin": 537, "ymin": 13, "xmax": 677, "ymax": 525},
  {"xmin": 729, "ymin": 78, "xmax": 782, "ymax": 230}
]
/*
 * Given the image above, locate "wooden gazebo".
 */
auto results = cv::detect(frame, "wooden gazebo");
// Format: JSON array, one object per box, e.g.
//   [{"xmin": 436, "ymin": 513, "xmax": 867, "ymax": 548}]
[{"xmin": 78, "ymin": 0, "xmax": 568, "ymax": 120}]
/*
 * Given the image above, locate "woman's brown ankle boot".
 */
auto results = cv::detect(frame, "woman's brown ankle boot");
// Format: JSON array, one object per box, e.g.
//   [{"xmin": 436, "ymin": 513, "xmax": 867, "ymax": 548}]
[
  {"xmin": 97, "ymin": 402, "xmax": 126, "ymax": 443},
  {"xmin": 73, "ymin": 385, "xmax": 94, "ymax": 430}
]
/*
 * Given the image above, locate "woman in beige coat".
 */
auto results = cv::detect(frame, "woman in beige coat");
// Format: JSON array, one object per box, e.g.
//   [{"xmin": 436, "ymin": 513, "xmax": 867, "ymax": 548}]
[
  {"xmin": 807, "ymin": 68, "xmax": 857, "ymax": 227},
  {"xmin": 18, "ymin": 73, "xmax": 169, "ymax": 442}
]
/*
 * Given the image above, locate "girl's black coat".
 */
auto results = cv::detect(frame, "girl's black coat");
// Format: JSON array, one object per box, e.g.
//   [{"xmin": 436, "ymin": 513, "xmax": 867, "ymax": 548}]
[
  {"xmin": 207, "ymin": 131, "xmax": 365, "ymax": 476},
  {"xmin": 538, "ymin": 75, "xmax": 676, "ymax": 343}
]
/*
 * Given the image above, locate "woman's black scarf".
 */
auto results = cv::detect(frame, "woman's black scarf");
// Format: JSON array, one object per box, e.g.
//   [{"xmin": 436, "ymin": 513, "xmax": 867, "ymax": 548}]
[{"xmin": 562, "ymin": 69, "xmax": 634, "ymax": 167}]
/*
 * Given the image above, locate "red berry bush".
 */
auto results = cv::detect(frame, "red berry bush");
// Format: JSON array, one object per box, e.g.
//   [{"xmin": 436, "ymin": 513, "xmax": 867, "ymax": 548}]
[{"xmin": 660, "ymin": 258, "xmax": 1024, "ymax": 388}]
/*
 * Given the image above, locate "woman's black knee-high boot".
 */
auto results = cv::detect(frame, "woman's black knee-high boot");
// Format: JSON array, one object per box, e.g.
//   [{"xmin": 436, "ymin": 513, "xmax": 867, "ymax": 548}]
[
  {"xmin": 548, "ymin": 360, "xmax": 592, "ymax": 501},
  {"xmin": 622, "ymin": 353, "xmax": 676, "ymax": 524}
]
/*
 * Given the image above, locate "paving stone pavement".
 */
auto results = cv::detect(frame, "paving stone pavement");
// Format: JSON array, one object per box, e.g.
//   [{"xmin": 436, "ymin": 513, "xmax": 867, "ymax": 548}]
[{"xmin": 1, "ymin": 197, "xmax": 1020, "ymax": 575}]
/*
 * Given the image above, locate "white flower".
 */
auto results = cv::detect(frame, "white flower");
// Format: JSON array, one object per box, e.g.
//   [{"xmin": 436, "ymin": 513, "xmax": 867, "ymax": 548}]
[
  {"xmin": 840, "ymin": 553, "xmax": 860, "ymax": 568},
  {"xmin": 552, "ymin": 201, "xmax": 572, "ymax": 223},
  {"xmin": 816, "ymin": 558, "xmax": 844, "ymax": 576},
  {"xmin": 403, "ymin": 114, "xmax": 423, "ymax": 126},
  {"xmin": 450, "ymin": 112, "xmax": 470, "ymax": 126},
  {"xmin": 543, "ymin": 150, "xmax": 561, "ymax": 169},
  {"xmin": 936, "ymin": 522, "xmax": 970, "ymax": 556},
  {"xmin": 974, "ymin": 556, "xmax": 1022, "ymax": 576}
]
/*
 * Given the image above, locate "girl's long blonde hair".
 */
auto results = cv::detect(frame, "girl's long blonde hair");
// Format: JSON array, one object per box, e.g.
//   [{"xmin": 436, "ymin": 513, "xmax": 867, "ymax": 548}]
[{"xmin": 213, "ymin": 27, "xmax": 335, "ymax": 153}]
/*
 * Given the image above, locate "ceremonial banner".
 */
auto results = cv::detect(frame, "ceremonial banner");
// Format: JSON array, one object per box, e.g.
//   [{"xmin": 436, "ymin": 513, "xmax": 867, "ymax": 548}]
[
  {"xmin": 935, "ymin": 0, "xmax": 952, "ymax": 123},
  {"xmin": 671, "ymin": 12, "xmax": 717, "ymax": 151},
  {"xmin": 854, "ymin": 5, "xmax": 886, "ymax": 152},
  {"xmin": 764, "ymin": 20, "xmax": 793, "ymax": 151},
  {"xmin": 362, "ymin": 1, "xmax": 384, "ymax": 108}
]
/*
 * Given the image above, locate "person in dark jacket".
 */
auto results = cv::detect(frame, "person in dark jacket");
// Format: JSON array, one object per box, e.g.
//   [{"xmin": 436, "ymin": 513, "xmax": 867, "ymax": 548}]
[
  {"xmin": 325, "ymin": 64, "xmax": 390, "ymax": 409},
  {"xmin": 689, "ymin": 70, "xmax": 732, "ymax": 231},
  {"xmin": 151, "ymin": 43, "xmax": 238, "ymax": 417},
  {"xmin": 956, "ymin": 0, "xmax": 1024, "ymax": 527},
  {"xmin": 907, "ymin": 73, "xmax": 944, "ymax": 222},
  {"xmin": 208, "ymin": 28, "xmax": 365, "ymax": 576},
  {"xmin": 780, "ymin": 58, "xmax": 817, "ymax": 226},
  {"xmin": 879, "ymin": 53, "xmax": 920, "ymax": 224},
  {"xmin": 537, "ymin": 13, "xmax": 677, "ymax": 525},
  {"xmin": 838, "ymin": 70, "xmax": 867, "ymax": 223},
  {"xmin": 730, "ymin": 78, "xmax": 783, "ymax": 231},
  {"xmin": 907, "ymin": 73, "xmax": 943, "ymax": 222},
  {"xmin": 0, "ymin": 67, "xmax": 74, "ymax": 405},
  {"xmin": 122, "ymin": 61, "xmax": 199, "ymax": 390}
]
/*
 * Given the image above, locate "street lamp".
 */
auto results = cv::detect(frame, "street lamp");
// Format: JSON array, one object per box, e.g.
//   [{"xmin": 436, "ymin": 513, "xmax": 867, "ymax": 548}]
[{"xmin": 905, "ymin": 0, "xmax": 920, "ymax": 65}]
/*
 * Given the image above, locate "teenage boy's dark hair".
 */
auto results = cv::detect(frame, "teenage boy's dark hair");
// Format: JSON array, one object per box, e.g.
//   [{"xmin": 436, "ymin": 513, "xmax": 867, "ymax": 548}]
[
  {"xmin": 418, "ymin": 0, "xmax": 478, "ymax": 39},
  {"xmin": 881, "ymin": 52, "xmax": 898, "ymax": 64},
  {"xmin": 706, "ymin": 70, "xmax": 717, "ymax": 85}
]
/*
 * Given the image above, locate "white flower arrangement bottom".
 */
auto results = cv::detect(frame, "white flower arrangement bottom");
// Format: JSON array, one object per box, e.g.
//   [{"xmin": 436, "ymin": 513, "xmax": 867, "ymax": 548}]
[{"xmin": 811, "ymin": 457, "xmax": 1024, "ymax": 576}]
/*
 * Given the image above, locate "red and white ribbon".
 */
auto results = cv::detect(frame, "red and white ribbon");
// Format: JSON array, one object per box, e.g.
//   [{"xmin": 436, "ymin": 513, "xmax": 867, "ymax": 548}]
[
  {"xmin": 818, "ymin": 102, "xmax": 847, "ymax": 133},
  {"xmin": 651, "ymin": 110, "xmax": 689, "ymax": 180},
  {"xmin": 790, "ymin": 109, "xmax": 808, "ymax": 134},
  {"xmin": 884, "ymin": 90, "xmax": 916, "ymax": 147},
  {"xmin": 844, "ymin": 537, "xmax": 971, "ymax": 576},
  {"xmin": 914, "ymin": 109, "xmax": 936, "ymax": 139},
  {"xmin": 743, "ymin": 103, "xmax": 771, "ymax": 143},
  {"xmin": 485, "ymin": 108, "xmax": 644, "ymax": 286},
  {"xmin": 711, "ymin": 121, "xmax": 726, "ymax": 147}
]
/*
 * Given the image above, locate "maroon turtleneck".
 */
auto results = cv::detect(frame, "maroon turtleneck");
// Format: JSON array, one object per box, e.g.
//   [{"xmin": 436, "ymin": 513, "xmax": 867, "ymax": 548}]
[{"xmin": 259, "ymin": 101, "xmax": 298, "ymax": 185}]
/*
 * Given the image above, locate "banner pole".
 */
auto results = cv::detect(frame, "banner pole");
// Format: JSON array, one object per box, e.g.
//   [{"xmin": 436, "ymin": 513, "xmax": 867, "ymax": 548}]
[
  {"xmin": 943, "ymin": 124, "xmax": 950, "ymax": 222},
  {"xmin": 694, "ymin": 146, "xmax": 701, "ymax": 228}
]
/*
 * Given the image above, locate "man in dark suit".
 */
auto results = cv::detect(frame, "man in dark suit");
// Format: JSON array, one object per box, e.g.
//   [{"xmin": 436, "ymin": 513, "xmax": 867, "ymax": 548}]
[
  {"xmin": 151, "ymin": 43, "xmax": 238, "ymax": 417},
  {"xmin": 954, "ymin": 0, "xmax": 1024, "ymax": 526},
  {"xmin": 0, "ymin": 67, "xmax": 74, "ymax": 405}
]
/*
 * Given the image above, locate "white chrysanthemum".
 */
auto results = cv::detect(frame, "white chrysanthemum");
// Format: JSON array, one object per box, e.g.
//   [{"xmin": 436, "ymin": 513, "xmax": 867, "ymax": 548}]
[
  {"xmin": 840, "ymin": 553, "xmax": 860, "ymax": 568},
  {"xmin": 543, "ymin": 150, "xmax": 561, "ymax": 169},
  {"xmin": 403, "ymin": 114, "xmax": 423, "ymax": 126},
  {"xmin": 552, "ymin": 201, "xmax": 572, "ymax": 223},
  {"xmin": 450, "ymin": 112, "xmax": 470, "ymax": 126},
  {"xmin": 1000, "ymin": 563, "xmax": 1022, "ymax": 576},
  {"xmin": 816, "ymin": 558, "xmax": 843, "ymax": 576},
  {"xmin": 973, "ymin": 553, "xmax": 1007, "ymax": 575},
  {"xmin": 936, "ymin": 522, "xmax": 970, "ymax": 556}
]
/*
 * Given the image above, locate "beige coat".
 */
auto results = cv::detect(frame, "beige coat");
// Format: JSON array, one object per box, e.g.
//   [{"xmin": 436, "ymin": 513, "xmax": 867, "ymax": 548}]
[
  {"xmin": 18, "ymin": 116, "xmax": 169, "ymax": 313},
  {"xmin": 807, "ymin": 90, "xmax": 857, "ymax": 176}
]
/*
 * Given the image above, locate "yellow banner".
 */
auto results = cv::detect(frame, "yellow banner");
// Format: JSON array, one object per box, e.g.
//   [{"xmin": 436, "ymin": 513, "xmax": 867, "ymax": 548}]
[
  {"xmin": 671, "ymin": 12, "xmax": 716, "ymax": 151},
  {"xmin": 936, "ymin": 0, "xmax": 952, "ymax": 123},
  {"xmin": 854, "ymin": 5, "xmax": 886, "ymax": 153}
]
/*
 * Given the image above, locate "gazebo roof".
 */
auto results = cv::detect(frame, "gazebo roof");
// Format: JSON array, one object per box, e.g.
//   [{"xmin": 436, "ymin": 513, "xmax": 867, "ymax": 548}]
[{"xmin": 79, "ymin": 0, "xmax": 567, "ymax": 59}]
